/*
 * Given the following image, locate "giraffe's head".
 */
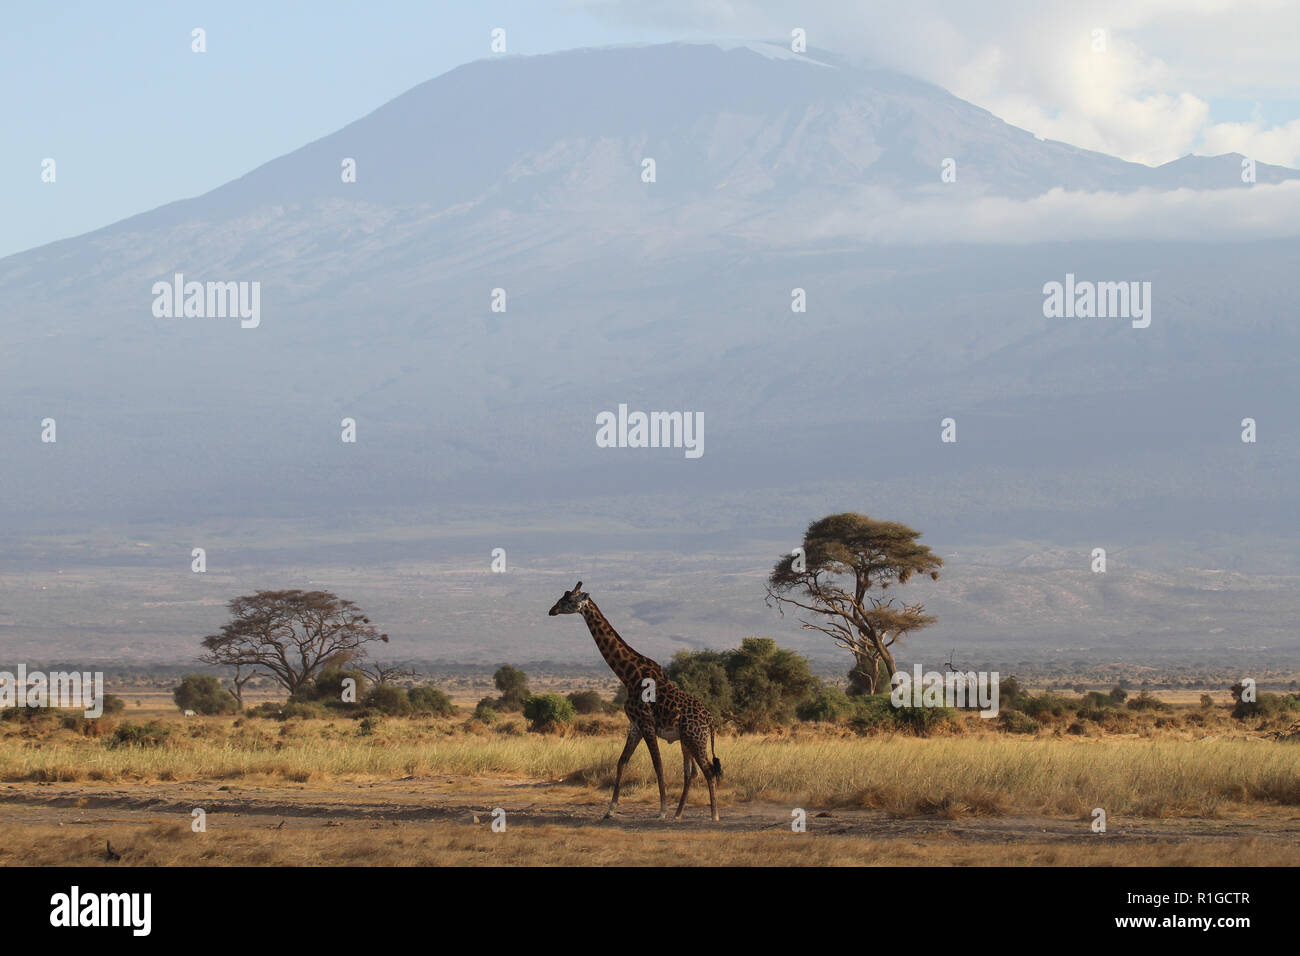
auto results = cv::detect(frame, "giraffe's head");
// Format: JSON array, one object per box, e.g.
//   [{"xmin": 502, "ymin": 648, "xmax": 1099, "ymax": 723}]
[{"xmin": 548, "ymin": 581, "xmax": 590, "ymax": 616}]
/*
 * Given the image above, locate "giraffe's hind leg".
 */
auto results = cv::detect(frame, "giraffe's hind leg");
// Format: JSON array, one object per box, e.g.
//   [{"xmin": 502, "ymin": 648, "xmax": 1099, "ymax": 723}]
[
  {"xmin": 605, "ymin": 723, "xmax": 641, "ymax": 819},
  {"xmin": 674, "ymin": 742, "xmax": 695, "ymax": 820},
  {"xmin": 687, "ymin": 732, "xmax": 719, "ymax": 821}
]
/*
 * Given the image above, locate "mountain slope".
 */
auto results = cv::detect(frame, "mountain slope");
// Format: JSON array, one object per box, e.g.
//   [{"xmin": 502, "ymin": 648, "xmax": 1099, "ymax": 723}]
[{"xmin": 0, "ymin": 40, "xmax": 1296, "ymax": 579}]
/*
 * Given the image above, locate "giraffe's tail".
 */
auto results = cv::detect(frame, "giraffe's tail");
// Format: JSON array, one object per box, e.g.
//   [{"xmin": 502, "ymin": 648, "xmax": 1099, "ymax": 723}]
[{"xmin": 710, "ymin": 724, "xmax": 722, "ymax": 779}]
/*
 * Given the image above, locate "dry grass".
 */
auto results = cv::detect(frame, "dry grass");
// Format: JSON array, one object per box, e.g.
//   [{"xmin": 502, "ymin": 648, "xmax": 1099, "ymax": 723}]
[
  {"xmin": 2, "ymin": 714, "xmax": 1298, "ymax": 818},
  {"xmin": 1, "ymin": 818, "xmax": 1291, "ymax": 867}
]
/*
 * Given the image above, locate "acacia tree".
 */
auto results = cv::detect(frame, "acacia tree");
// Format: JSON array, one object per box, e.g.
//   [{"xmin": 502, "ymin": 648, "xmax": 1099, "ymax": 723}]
[
  {"xmin": 767, "ymin": 513, "xmax": 942, "ymax": 694},
  {"xmin": 199, "ymin": 590, "xmax": 389, "ymax": 697}
]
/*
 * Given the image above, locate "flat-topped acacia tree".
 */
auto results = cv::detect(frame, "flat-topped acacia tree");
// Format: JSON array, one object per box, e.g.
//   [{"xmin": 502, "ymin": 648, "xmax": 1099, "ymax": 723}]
[
  {"xmin": 767, "ymin": 513, "xmax": 942, "ymax": 694},
  {"xmin": 200, "ymin": 589, "xmax": 389, "ymax": 697}
]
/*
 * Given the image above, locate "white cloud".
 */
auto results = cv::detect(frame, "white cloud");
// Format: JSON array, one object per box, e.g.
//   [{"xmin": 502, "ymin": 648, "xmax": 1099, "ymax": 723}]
[
  {"xmin": 743, "ymin": 181, "xmax": 1300, "ymax": 244},
  {"xmin": 1201, "ymin": 118, "xmax": 1300, "ymax": 167},
  {"xmin": 578, "ymin": 0, "xmax": 1300, "ymax": 166}
]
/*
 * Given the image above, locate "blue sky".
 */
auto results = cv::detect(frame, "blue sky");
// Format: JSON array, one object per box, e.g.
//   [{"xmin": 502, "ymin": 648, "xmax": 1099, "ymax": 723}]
[
  {"xmin": 0, "ymin": 1, "xmax": 674, "ymax": 259},
  {"xmin": 4, "ymin": 1, "xmax": 1298, "ymax": 259}
]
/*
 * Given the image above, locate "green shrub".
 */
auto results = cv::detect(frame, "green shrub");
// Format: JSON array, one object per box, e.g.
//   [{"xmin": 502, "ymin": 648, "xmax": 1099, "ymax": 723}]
[
  {"xmin": 841, "ymin": 693, "xmax": 959, "ymax": 736},
  {"xmin": 666, "ymin": 650, "xmax": 732, "ymax": 720},
  {"xmin": 408, "ymin": 685, "xmax": 455, "ymax": 716},
  {"xmin": 997, "ymin": 710, "xmax": 1040, "ymax": 734},
  {"xmin": 726, "ymin": 638, "xmax": 820, "ymax": 730},
  {"xmin": 494, "ymin": 665, "xmax": 529, "ymax": 711},
  {"xmin": 847, "ymin": 657, "xmax": 894, "ymax": 696},
  {"xmin": 669, "ymin": 638, "xmax": 818, "ymax": 732},
  {"xmin": 300, "ymin": 667, "xmax": 367, "ymax": 706},
  {"xmin": 172, "ymin": 674, "xmax": 238, "ymax": 715},
  {"xmin": 244, "ymin": 700, "xmax": 329, "ymax": 720},
  {"xmin": 890, "ymin": 704, "xmax": 956, "ymax": 735},
  {"xmin": 0, "ymin": 705, "xmax": 56, "ymax": 724},
  {"xmin": 998, "ymin": 676, "xmax": 1022, "ymax": 707},
  {"xmin": 1022, "ymin": 693, "xmax": 1071, "ymax": 720},
  {"xmin": 1232, "ymin": 692, "xmax": 1300, "ymax": 721},
  {"xmin": 566, "ymin": 690, "xmax": 609, "ymax": 715},
  {"xmin": 60, "ymin": 714, "xmax": 114, "ymax": 736},
  {"xmin": 363, "ymin": 684, "xmax": 412, "ymax": 717},
  {"xmin": 279, "ymin": 701, "xmax": 330, "ymax": 720},
  {"xmin": 1081, "ymin": 691, "xmax": 1115, "ymax": 710},
  {"xmin": 102, "ymin": 694, "xmax": 127, "ymax": 715},
  {"xmin": 992, "ymin": 676, "xmax": 1032, "ymax": 713},
  {"xmin": 1126, "ymin": 690, "xmax": 1171, "ymax": 712},
  {"xmin": 108, "ymin": 721, "xmax": 171, "ymax": 748},
  {"xmin": 846, "ymin": 694, "xmax": 898, "ymax": 733},
  {"xmin": 523, "ymin": 693, "xmax": 575, "ymax": 732},
  {"xmin": 796, "ymin": 685, "xmax": 855, "ymax": 722}
]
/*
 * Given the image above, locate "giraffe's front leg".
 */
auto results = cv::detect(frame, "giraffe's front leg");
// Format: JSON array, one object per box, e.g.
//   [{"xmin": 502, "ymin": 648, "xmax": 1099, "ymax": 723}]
[
  {"xmin": 640, "ymin": 728, "xmax": 669, "ymax": 819},
  {"xmin": 605, "ymin": 724, "xmax": 641, "ymax": 819}
]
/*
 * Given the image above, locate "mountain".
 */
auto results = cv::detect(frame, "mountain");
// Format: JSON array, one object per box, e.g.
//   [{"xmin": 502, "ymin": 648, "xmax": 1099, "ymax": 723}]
[
  {"xmin": 87, "ymin": 43, "xmax": 1300, "ymax": 223},
  {"xmin": 1, "ymin": 41, "xmax": 1297, "ymax": 661}
]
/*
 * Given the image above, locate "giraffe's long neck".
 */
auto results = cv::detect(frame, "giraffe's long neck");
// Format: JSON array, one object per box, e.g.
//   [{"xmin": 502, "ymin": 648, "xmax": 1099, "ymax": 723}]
[{"xmin": 580, "ymin": 601, "xmax": 662, "ymax": 689}]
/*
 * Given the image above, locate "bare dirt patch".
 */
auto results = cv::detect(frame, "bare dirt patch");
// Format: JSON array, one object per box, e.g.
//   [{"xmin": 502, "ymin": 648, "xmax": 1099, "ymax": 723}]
[{"xmin": 2, "ymin": 776, "xmax": 1296, "ymax": 866}]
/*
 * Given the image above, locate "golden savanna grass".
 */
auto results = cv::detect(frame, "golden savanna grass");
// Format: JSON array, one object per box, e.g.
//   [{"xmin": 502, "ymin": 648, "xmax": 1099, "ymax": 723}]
[{"xmin": 3, "ymin": 713, "xmax": 1298, "ymax": 819}]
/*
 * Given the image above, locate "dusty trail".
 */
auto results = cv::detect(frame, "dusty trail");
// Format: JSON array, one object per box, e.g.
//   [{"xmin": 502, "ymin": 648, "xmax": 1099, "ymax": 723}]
[{"xmin": 2, "ymin": 778, "xmax": 1297, "ymax": 847}]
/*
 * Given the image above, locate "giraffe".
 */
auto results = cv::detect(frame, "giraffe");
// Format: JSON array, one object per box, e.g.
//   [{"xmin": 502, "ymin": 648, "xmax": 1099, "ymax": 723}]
[{"xmin": 548, "ymin": 582, "xmax": 722, "ymax": 821}]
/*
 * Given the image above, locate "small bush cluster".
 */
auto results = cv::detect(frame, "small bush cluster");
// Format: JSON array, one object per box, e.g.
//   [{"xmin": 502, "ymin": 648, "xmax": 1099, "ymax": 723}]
[
  {"xmin": 237, "ymin": 666, "xmax": 455, "ymax": 721},
  {"xmin": 794, "ymin": 691, "xmax": 958, "ymax": 737},
  {"xmin": 108, "ymin": 721, "xmax": 172, "ymax": 748},
  {"xmin": 173, "ymin": 675, "xmax": 239, "ymax": 715},
  {"xmin": 172, "ymin": 656, "xmax": 1265, "ymax": 740},
  {"xmin": 523, "ymin": 694, "xmax": 576, "ymax": 732},
  {"xmin": 566, "ymin": 690, "xmax": 615, "ymax": 715},
  {"xmin": 668, "ymin": 638, "xmax": 819, "ymax": 732},
  {"xmin": 785, "ymin": 678, "xmax": 1249, "ymax": 738},
  {"xmin": 1232, "ymin": 692, "xmax": 1300, "ymax": 721},
  {"xmin": 796, "ymin": 686, "xmax": 856, "ymax": 722},
  {"xmin": 1126, "ymin": 690, "xmax": 1172, "ymax": 712},
  {"xmin": 408, "ymin": 686, "xmax": 456, "ymax": 716},
  {"xmin": 996, "ymin": 711, "xmax": 1039, "ymax": 734},
  {"xmin": 483, "ymin": 665, "xmax": 529, "ymax": 713}
]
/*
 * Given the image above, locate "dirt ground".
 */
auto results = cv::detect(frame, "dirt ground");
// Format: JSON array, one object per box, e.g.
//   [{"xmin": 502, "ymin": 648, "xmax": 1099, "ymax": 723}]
[{"xmin": 3, "ymin": 776, "xmax": 1296, "ymax": 866}]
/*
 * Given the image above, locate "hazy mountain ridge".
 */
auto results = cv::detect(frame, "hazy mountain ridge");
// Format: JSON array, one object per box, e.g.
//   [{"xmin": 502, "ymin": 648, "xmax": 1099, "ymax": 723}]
[{"xmin": 1, "ymin": 42, "xmax": 1296, "ymax": 661}]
